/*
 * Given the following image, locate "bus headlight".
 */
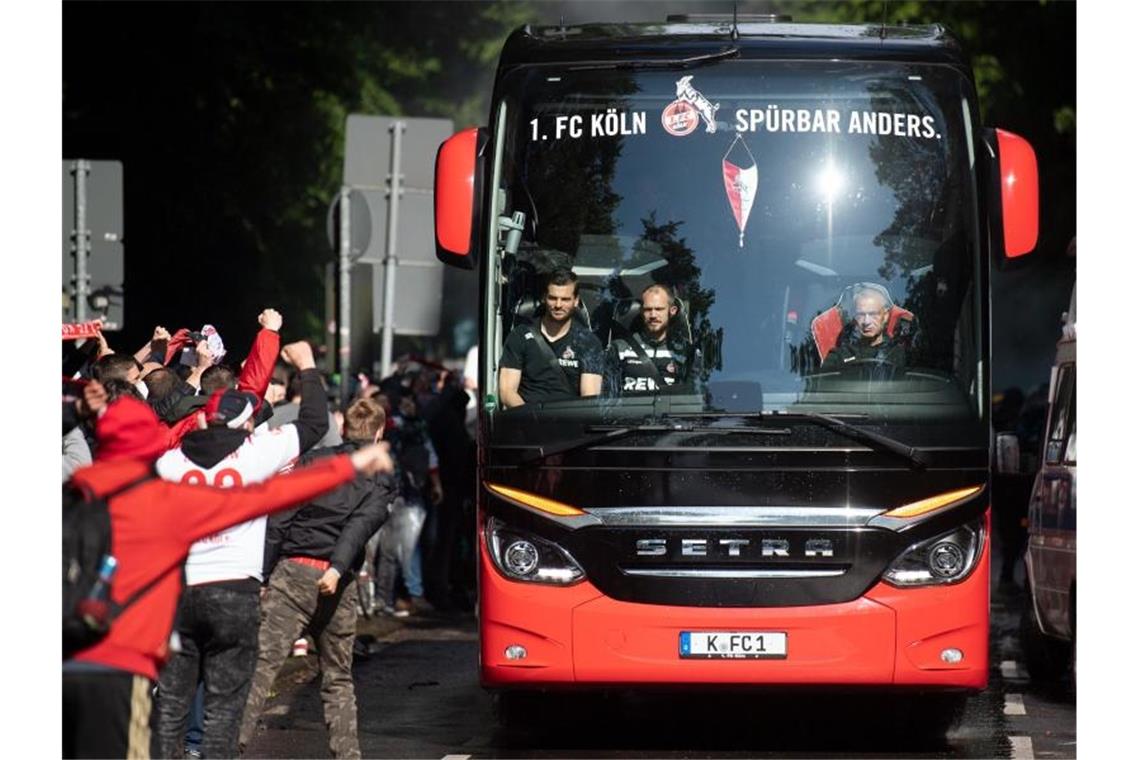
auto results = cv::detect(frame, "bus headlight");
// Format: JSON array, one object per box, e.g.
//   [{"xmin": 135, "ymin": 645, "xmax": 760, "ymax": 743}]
[
  {"xmin": 486, "ymin": 517, "xmax": 585, "ymax": 585},
  {"xmin": 882, "ymin": 519, "xmax": 984, "ymax": 587}
]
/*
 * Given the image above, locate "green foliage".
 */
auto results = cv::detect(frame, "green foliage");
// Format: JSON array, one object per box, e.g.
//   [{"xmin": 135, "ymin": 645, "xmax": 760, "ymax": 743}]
[
  {"xmin": 760, "ymin": 0, "xmax": 1075, "ymax": 255},
  {"xmin": 765, "ymin": 2, "xmax": 1073, "ymax": 131},
  {"xmin": 64, "ymin": 0, "xmax": 1074, "ymax": 349},
  {"xmin": 462, "ymin": 1, "xmax": 540, "ymax": 65},
  {"xmin": 255, "ymin": 2, "xmax": 532, "ymax": 341},
  {"xmin": 1053, "ymin": 106, "xmax": 1076, "ymax": 136},
  {"xmin": 64, "ymin": 1, "xmax": 530, "ymax": 345}
]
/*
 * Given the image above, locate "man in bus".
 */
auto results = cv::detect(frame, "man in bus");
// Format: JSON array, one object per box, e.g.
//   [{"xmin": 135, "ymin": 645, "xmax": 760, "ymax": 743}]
[
  {"xmin": 607, "ymin": 283, "xmax": 699, "ymax": 395},
  {"xmin": 498, "ymin": 268, "xmax": 604, "ymax": 407},
  {"xmin": 820, "ymin": 282, "xmax": 910, "ymax": 371}
]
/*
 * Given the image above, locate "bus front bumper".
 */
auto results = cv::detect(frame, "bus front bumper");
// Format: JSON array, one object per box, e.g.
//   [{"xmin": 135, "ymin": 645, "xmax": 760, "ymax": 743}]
[{"xmin": 479, "ymin": 525, "xmax": 989, "ymax": 690}]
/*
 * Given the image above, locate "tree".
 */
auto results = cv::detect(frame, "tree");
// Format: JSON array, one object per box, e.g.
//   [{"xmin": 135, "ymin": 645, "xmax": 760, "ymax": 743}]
[
  {"xmin": 64, "ymin": 1, "xmax": 536, "ymax": 350},
  {"xmin": 766, "ymin": 0, "xmax": 1075, "ymax": 255}
]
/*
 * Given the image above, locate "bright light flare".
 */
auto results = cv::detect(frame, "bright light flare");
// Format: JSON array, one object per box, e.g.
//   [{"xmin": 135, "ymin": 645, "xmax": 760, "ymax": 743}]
[{"xmin": 818, "ymin": 161, "xmax": 845, "ymax": 203}]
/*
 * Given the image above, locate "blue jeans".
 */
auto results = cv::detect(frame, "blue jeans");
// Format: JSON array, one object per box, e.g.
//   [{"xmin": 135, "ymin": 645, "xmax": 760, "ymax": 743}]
[
  {"xmin": 407, "ymin": 545, "xmax": 423, "ymax": 598},
  {"xmin": 375, "ymin": 496, "xmax": 426, "ymax": 603},
  {"xmin": 185, "ymin": 683, "xmax": 204, "ymax": 752}
]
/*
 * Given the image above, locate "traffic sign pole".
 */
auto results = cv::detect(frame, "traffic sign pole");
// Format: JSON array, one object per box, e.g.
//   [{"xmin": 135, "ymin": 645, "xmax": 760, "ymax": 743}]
[
  {"xmin": 63, "ymin": 159, "xmax": 125, "ymax": 329},
  {"xmin": 338, "ymin": 185, "xmax": 352, "ymax": 405},
  {"xmin": 339, "ymin": 115, "xmax": 452, "ymax": 377},
  {"xmin": 381, "ymin": 121, "xmax": 405, "ymax": 379},
  {"xmin": 72, "ymin": 160, "xmax": 90, "ymax": 322}
]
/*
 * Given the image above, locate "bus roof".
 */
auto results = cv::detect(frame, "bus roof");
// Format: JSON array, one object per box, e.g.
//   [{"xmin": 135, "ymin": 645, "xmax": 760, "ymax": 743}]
[{"xmin": 500, "ymin": 21, "xmax": 970, "ymax": 72}]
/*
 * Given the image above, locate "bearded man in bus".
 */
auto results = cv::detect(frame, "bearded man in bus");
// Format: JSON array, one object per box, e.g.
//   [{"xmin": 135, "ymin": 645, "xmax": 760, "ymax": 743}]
[
  {"xmin": 607, "ymin": 283, "xmax": 698, "ymax": 395},
  {"xmin": 498, "ymin": 269, "xmax": 604, "ymax": 407}
]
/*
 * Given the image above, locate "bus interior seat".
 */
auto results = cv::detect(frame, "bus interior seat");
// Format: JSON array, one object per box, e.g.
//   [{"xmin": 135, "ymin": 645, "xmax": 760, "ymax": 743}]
[{"xmin": 673, "ymin": 297, "xmax": 693, "ymax": 343}]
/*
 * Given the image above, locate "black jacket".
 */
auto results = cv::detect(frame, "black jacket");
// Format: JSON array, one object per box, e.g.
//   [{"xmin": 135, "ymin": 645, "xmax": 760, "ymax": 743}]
[
  {"xmin": 422, "ymin": 384, "xmax": 475, "ymax": 492},
  {"xmin": 820, "ymin": 322, "xmax": 909, "ymax": 372},
  {"xmin": 262, "ymin": 440, "xmax": 397, "ymax": 578},
  {"xmin": 168, "ymin": 388, "xmax": 208, "ymax": 424},
  {"xmin": 151, "ymin": 380, "xmax": 199, "ymax": 425},
  {"xmin": 159, "ymin": 376, "xmax": 280, "ymax": 429}
]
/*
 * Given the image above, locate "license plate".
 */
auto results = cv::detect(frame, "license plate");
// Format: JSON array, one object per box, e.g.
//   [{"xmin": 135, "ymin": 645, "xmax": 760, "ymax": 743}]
[{"xmin": 680, "ymin": 631, "xmax": 788, "ymax": 659}]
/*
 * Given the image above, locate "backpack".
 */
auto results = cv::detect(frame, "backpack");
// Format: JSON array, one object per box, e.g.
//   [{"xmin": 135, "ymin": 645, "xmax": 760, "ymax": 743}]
[{"xmin": 62, "ymin": 473, "xmax": 154, "ymax": 660}]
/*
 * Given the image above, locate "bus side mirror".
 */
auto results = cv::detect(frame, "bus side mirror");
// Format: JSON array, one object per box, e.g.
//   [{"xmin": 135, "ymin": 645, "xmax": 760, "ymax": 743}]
[
  {"xmin": 983, "ymin": 128, "xmax": 1039, "ymax": 266},
  {"xmin": 995, "ymin": 432, "xmax": 1021, "ymax": 475},
  {"xmin": 434, "ymin": 127, "xmax": 488, "ymax": 270}
]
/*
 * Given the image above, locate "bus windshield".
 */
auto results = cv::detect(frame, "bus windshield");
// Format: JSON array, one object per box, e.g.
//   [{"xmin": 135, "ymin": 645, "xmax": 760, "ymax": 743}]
[{"xmin": 487, "ymin": 60, "xmax": 985, "ymax": 446}]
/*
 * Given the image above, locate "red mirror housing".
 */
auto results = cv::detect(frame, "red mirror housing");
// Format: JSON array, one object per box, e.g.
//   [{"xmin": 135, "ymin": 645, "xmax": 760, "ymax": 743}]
[
  {"xmin": 434, "ymin": 127, "xmax": 487, "ymax": 269},
  {"xmin": 994, "ymin": 128, "xmax": 1039, "ymax": 259}
]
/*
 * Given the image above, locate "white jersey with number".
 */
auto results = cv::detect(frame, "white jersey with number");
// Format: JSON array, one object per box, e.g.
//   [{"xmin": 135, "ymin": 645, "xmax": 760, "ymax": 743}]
[{"xmin": 155, "ymin": 426, "xmax": 300, "ymax": 585}]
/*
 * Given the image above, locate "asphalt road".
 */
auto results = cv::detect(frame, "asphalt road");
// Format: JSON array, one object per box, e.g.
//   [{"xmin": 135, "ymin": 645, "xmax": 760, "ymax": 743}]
[{"xmin": 242, "ymin": 560, "xmax": 1075, "ymax": 759}]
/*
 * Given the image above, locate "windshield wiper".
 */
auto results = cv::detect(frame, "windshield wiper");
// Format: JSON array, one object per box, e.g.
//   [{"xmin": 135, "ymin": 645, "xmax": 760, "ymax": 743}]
[
  {"xmin": 769, "ymin": 411, "xmax": 931, "ymax": 470},
  {"xmin": 518, "ymin": 424, "xmax": 674, "ymax": 465},
  {"xmin": 518, "ymin": 421, "xmax": 789, "ymax": 465},
  {"xmin": 568, "ymin": 46, "xmax": 740, "ymax": 71},
  {"xmin": 658, "ymin": 410, "xmax": 928, "ymax": 469}
]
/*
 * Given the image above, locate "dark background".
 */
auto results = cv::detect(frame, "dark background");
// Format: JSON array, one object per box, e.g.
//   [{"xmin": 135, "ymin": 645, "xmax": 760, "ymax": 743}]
[{"xmin": 62, "ymin": 0, "xmax": 1075, "ymax": 394}]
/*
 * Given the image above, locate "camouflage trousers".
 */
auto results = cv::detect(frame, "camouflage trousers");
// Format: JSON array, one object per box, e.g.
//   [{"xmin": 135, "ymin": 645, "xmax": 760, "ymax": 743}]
[{"xmin": 238, "ymin": 559, "xmax": 361, "ymax": 759}]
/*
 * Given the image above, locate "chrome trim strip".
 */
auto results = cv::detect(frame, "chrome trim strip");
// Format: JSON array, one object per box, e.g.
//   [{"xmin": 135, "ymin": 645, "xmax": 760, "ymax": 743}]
[
  {"xmin": 865, "ymin": 515, "xmax": 912, "ymax": 531},
  {"xmin": 622, "ymin": 568, "xmax": 848, "ymax": 579},
  {"xmin": 583, "ymin": 506, "xmax": 882, "ymax": 528},
  {"xmin": 507, "ymin": 510, "xmax": 603, "ymax": 530}
]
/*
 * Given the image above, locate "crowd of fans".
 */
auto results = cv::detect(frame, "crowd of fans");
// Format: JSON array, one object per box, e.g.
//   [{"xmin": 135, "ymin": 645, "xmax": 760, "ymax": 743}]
[{"xmin": 62, "ymin": 309, "xmax": 476, "ymax": 759}]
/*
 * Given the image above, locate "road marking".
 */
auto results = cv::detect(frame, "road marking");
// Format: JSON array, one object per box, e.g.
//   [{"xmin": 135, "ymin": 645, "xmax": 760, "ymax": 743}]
[
  {"xmin": 442, "ymin": 755, "xmax": 472, "ymax": 760},
  {"xmin": 1004, "ymin": 693, "xmax": 1027, "ymax": 716},
  {"xmin": 1009, "ymin": 735, "xmax": 1035, "ymax": 758},
  {"xmin": 1001, "ymin": 659, "xmax": 1028, "ymax": 679}
]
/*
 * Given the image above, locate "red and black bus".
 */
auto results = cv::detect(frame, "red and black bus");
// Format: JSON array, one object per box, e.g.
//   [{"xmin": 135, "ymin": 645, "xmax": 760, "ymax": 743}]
[{"xmin": 434, "ymin": 17, "xmax": 1038, "ymax": 727}]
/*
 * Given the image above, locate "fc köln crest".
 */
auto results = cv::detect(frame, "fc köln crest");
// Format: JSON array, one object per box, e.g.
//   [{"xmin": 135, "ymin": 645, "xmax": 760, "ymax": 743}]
[
  {"xmin": 662, "ymin": 75, "xmax": 719, "ymax": 136},
  {"xmin": 722, "ymin": 133, "xmax": 758, "ymax": 248}
]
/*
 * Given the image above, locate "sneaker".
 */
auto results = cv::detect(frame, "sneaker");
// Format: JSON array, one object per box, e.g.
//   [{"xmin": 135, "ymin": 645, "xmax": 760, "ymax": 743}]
[
  {"xmin": 378, "ymin": 603, "xmax": 409, "ymax": 619},
  {"xmin": 291, "ymin": 638, "xmax": 309, "ymax": 657},
  {"xmin": 184, "ymin": 748, "xmax": 203, "ymax": 759}
]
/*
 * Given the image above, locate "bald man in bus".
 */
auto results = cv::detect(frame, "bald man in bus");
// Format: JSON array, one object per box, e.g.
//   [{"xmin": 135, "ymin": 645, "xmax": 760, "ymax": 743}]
[{"xmin": 607, "ymin": 283, "xmax": 698, "ymax": 395}]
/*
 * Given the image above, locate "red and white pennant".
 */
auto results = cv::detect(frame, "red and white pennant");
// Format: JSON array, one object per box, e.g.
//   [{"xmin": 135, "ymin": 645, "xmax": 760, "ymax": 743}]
[{"xmin": 722, "ymin": 133, "xmax": 758, "ymax": 248}]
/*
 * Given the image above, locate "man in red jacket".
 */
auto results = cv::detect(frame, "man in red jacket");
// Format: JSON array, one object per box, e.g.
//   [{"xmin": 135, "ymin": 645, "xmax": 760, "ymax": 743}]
[{"xmin": 62, "ymin": 391, "xmax": 393, "ymax": 759}]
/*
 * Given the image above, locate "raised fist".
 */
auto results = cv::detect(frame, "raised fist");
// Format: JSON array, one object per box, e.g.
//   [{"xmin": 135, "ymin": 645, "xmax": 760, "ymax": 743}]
[
  {"xmin": 94, "ymin": 325, "xmax": 112, "ymax": 358},
  {"xmin": 152, "ymin": 325, "xmax": 171, "ymax": 342},
  {"xmin": 195, "ymin": 340, "xmax": 213, "ymax": 369},
  {"xmin": 258, "ymin": 309, "xmax": 283, "ymax": 332},
  {"xmin": 280, "ymin": 341, "xmax": 315, "ymax": 370},
  {"xmin": 350, "ymin": 442, "xmax": 395, "ymax": 476},
  {"xmin": 264, "ymin": 382, "xmax": 286, "ymax": 406}
]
